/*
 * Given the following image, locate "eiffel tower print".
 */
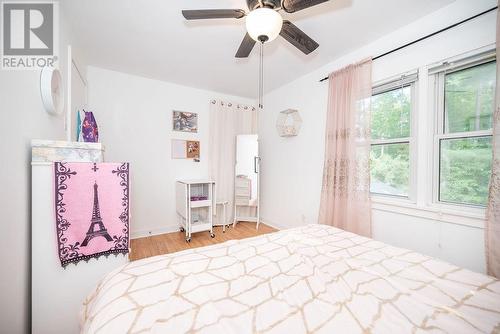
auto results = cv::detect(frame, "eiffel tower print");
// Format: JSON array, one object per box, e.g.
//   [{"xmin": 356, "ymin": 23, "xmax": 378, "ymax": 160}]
[{"xmin": 81, "ymin": 182, "xmax": 113, "ymax": 246}]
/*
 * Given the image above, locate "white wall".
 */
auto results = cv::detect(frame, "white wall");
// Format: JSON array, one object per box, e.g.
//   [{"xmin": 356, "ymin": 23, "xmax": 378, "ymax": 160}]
[
  {"xmin": 0, "ymin": 71, "xmax": 65, "ymax": 334},
  {"xmin": 259, "ymin": 0, "xmax": 497, "ymax": 273},
  {"xmin": 87, "ymin": 67, "xmax": 255, "ymax": 238},
  {"xmin": 0, "ymin": 4, "xmax": 87, "ymax": 332},
  {"xmin": 71, "ymin": 60, "xmax": 88, "ymax": 140}
]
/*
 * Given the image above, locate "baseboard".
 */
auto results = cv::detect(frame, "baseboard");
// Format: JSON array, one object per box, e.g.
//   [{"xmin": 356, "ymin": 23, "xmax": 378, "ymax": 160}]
[
  {"xmin": 259, "ymin": 218, "xmax": 286, "ymax": 231},
  {"xmin": 131, "ymin": 225, "xmax": 180, "ymax": 239},
  {"xmin": 260, "ymin": 218, "xmax": 319, "ymax": 231},
  {"xmin": 131, "ymin": 219, "xmax": 285, "ymax": 239}
]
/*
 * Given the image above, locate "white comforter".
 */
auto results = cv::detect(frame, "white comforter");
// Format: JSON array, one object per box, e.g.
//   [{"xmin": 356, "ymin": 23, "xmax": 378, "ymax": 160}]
[{"xmin": 81, "ymin": 225, "xmax": 500, "ymax": 333}]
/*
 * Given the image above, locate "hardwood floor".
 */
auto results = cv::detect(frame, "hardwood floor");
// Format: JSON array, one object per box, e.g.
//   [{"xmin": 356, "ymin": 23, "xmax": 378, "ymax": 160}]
[{"xmin": 129, "ymin": 223, "xmax": 278, "ymax": 261}]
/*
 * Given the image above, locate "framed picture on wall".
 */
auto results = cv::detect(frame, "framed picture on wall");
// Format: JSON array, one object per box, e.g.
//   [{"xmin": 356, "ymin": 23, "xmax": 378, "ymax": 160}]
[
  {"xmin": 186, "ymin": 140, "xmax": 200, "ymax": 159},
  {"xmin": 173, "ymin": 111, "xmax": 198, "ymax": 133}
]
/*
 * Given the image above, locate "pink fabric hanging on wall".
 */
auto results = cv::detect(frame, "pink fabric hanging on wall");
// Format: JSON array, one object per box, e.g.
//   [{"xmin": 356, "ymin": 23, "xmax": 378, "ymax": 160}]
[
  {"xmin": 318, "ymin": 58, "xmax": 373, "ymax": 237},
  {"xmin": 486, "ymin": 8, "xmax": 500, "ymax": 278},
  {"xmin": 54, "ymin": 162, "xmax": 130, "ymax": 267}
]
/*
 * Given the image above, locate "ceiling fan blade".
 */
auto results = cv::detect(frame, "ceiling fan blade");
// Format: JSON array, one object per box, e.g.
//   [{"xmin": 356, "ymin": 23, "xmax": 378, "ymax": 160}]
[
  {"xmin": 182, "ymin": 9, "xmax": 245, "ymax": 20},
  {"xmin": 282, "ymin": 0, "xmax": 329, "ymax": 13},
  {"xmin": 235, "ymin": 33, "xmax": 256, "ymax": 58},
  {"xmin": 280, "ymin": 20, "xmax": 319, "ymax": 55}
]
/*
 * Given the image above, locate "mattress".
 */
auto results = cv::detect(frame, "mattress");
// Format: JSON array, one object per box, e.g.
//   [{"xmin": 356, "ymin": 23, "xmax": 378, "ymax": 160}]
[{"xmin": 81, "ymin": 224, "xmax": 500, "ymax": 333}]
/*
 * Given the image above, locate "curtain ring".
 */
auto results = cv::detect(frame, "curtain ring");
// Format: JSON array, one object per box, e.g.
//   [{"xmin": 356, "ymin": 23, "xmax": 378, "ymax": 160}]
[{"xmin": 211, "ymin": 100, "xmax": 257, "ymax": 111}]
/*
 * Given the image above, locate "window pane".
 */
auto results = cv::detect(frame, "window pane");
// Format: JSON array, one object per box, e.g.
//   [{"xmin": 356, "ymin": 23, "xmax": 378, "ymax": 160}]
[
  {"xmin": 371, "ymin": 86, "xmax": 411, "ymax": 140},
  {"xmin": 444, "ymin": 61, "xmax": 496, "ymax": 133},
  {"xmin": 439, "ymin": 137, "xmax": 492, "ymax": 206},
  {"xmin": 370, "ymin": 143, "xmax": 409, "ymax": 196}
]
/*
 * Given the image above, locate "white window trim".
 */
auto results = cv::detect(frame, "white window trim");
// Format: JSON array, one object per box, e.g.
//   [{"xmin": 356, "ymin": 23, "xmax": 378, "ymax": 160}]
[
  {"xmin": 370, "ymin": 76, "xmax": 418, "ymax": 202},
  {"xmin": 430, "ymin": 59, "xmax": 495, "ymax": 210},
  {"xmin": 428, "ymin": 48, "xmax": 496, "ymax": 75},
  {"xmin": 371, "ymin": 196, "xmax": 485, "ymax": 229}
]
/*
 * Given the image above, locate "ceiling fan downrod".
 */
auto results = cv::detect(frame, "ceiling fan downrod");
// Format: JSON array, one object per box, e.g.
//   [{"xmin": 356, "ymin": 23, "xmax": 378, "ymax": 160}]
[{"xmin": 258, "ymin": 40, "xmax": 265, "ymax": 109}]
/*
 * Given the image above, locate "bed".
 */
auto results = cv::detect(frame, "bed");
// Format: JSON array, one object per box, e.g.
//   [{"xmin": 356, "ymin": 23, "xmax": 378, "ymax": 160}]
[{"xmin": 81, "ymin": 224, "xmax": 500, "ymax": 333}]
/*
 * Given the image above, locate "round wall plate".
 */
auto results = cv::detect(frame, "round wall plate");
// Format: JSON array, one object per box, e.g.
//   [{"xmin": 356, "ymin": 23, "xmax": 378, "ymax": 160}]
[{"xmin": 40, "ymin": 66, "xmax": 64, "ymax": 115}]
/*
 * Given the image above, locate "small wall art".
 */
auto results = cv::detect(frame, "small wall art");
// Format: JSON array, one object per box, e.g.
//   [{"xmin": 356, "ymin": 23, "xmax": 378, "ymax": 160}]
[
  {"xmin": 173, "ymin": 111, "xmax": 198, "ymax": 133},
  {"xmin": 172, "ymin": 139, "xmax": 200, "ymax": 160},
  {"xmin": 186, "ymin": 140, "xmax": 200, "ymax": 159}
]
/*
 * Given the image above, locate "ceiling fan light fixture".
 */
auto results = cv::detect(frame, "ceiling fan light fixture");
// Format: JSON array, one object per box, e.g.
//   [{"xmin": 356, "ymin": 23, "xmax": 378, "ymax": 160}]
[{"xmin": 245, "ymin": 8, "xmax": 283, "ymax": 42}]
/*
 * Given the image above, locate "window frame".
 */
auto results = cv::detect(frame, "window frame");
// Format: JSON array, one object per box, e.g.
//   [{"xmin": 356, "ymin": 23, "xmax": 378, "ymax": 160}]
[
  {"xmin": 431, "ymin": 59, "xmax": 496, "ymax": 208},
  {"xmin": 369, "ymin": 75, "xmax": 418, "ymax": 201}
]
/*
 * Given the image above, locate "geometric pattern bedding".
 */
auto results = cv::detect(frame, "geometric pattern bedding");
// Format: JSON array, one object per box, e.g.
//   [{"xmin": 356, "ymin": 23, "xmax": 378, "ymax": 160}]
[{"xmin": 81, "ymin": 225, "xmax": 500, "ymax": 333}]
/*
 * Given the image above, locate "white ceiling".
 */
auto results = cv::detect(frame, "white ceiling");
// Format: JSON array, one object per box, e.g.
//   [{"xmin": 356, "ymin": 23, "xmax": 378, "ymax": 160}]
[{"xmin": 61, "ymin": 0, "xmax": 455, "ymax": 98}]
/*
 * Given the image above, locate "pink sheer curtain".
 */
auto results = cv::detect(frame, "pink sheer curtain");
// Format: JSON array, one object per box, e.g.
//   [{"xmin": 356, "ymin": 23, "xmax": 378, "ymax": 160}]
[
  {"xmin": 318, "ymin": 59, "xmax": 373, "ymax": 237},
  {"xmin": 486, "ymin": 8, "xmax": 500, "ymax": 278}
]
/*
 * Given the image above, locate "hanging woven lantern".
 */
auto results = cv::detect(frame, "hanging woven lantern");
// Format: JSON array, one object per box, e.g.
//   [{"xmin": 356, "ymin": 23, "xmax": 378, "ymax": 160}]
[{"xmin": 276, "ymin": 109, "xmax": 302, "ymax": 137}]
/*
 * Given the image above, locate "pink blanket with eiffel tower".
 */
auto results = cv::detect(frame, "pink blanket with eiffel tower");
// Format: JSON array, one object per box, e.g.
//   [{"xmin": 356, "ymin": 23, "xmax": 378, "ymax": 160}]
[{"xmin": 54, "ymin": 162, "xmax": 129, "ymax": 267}]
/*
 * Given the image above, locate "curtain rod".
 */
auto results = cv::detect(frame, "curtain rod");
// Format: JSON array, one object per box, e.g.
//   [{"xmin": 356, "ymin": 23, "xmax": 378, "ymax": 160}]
[{"xmin": 319, "ymin": 6, "xmax": 498, "ymax": 83}]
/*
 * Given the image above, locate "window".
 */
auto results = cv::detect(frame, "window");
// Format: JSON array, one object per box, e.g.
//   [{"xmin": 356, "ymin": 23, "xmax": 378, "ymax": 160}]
[
  {"xmin": 370, "ymin": 76, "xmax": 416, "ymax": 198},
  {"xmin": 435, "ymin": 60, "xmax": 496, "ymax": 206}
]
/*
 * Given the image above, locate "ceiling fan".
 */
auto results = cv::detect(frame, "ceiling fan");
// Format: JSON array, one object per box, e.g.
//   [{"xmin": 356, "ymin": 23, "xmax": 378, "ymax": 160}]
[{"xmin": 182, "ymin": 0, "xmax": 329, "ymax": 58}]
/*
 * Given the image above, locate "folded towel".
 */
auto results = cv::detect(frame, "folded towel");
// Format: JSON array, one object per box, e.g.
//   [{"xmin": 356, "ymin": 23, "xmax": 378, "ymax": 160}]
[{"xmin": 54, "ymin": 162, "xmax": 130, "ymax": 267}]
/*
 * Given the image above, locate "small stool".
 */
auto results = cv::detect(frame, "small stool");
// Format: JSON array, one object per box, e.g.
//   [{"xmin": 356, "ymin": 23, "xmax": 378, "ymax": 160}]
[{"xmin": 215, "ymin": 201, "xmax": 229, "ymax": 233}]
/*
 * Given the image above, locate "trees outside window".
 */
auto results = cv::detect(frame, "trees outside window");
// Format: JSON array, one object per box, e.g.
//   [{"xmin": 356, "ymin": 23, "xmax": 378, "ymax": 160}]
[
  {"xmin": 437, "ymin": 61, "xmax": 496, "ymax": 206},
  {"xmin": 370, "ymin": 84, "xmax": 413, "ymax": 197}
]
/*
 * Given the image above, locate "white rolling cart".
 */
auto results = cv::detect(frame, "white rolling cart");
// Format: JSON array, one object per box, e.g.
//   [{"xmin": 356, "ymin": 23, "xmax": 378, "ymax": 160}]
[{"xmin": 176, "ymin": 179, "xmax": 216, "ymax": 242}]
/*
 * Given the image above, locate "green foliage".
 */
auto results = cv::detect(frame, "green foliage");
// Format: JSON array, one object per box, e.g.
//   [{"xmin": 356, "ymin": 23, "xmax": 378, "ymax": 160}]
[
  {"xmin": 370, "ymin": 144, "xmax": 409, "ymax": 196},
  {"xmin": 445, "ymin": 62, "xmax": 495, "ymax": 133},
  {"xmin": 370, "ymin": 86, "xmax": 411, "ymax": 196},
  {"xmin": 371, "ymin": 86, "xmax": 411, "ymax": 140},
  {"xmin": 440, "ymin": 138, "xmax": 492, "ymax": 206}
]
